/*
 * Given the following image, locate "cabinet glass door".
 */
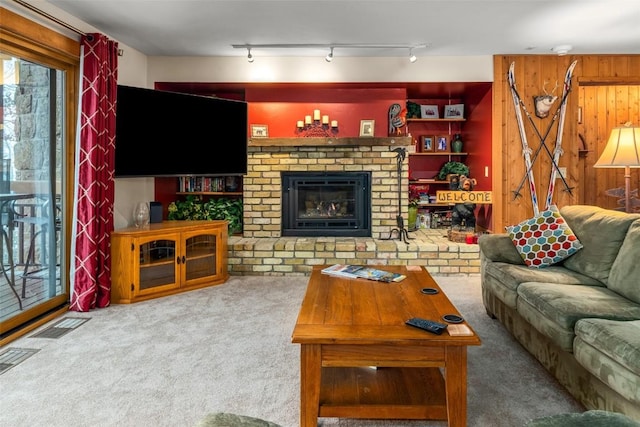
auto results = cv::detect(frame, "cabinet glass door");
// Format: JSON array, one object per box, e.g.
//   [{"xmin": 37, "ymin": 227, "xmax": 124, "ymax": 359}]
[
  {"xmin": 184, "ymin": 232, "xmax": 218, "ymax": 283},
  {"xmin": 139, "ymin": 239, "xmax": 177, "ymax": 292}
]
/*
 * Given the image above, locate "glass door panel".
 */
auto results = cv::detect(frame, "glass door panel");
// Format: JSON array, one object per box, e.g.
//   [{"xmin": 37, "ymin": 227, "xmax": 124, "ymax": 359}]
[
  {"xmin": 0, "ymin": 54, "xmax": 67, "ymax": 334},
  {"xmin": 184, "ymin": 233, "xmax": 217, "ymax": 282},
  {"xmin": 138, "ymin": 239, "xmax": 176, "ymax": 291}
]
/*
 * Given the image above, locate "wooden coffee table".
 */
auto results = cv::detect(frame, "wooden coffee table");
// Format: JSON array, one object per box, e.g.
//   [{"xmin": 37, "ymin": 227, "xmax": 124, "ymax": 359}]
[{"xmin": 291, "ymin": 265, "xmax": 481, "ymax": 426}]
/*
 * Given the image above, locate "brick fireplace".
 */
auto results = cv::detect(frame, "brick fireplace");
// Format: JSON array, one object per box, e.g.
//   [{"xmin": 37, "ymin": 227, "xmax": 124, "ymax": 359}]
[
  {"xmin": 242, "ymin": 142, "xmax": 410, "ymax": 239},
  {"xmin": 227, "ymin": 140, "xmax": 480, "ymax": 277}
]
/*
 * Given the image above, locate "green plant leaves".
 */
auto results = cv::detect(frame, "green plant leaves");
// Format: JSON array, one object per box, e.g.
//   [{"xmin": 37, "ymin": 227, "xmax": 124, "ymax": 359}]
[{"xmin": 167, "ymin": 195, "xmax": 243, "ymax": 234}]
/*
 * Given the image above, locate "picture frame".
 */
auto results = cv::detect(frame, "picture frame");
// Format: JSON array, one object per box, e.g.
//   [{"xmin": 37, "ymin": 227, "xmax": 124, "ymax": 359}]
[
  {"xmin": 420, "ymin": 105, "xmax": 439, "ymax": 119},
  {"xmin": 251, "ymin": 124, "xmax": 269, "ymax": 138},
  {"xmin": 435, "ymin": 135, "xmax": 450, "ymax": 152},
  {"xmin": 443, "ymin": 104, "xmax": 464, "ymax": 119},
  {"xmin": 422, "ymin": 135, "xmax": 434, "ymax": 152},
  {"xmin": 359, "ymin": 119, "xmax": 375, "ymax": 137}
]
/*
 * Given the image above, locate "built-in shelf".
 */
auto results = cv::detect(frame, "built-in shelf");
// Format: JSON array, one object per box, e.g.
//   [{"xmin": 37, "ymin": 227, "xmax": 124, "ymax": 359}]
[
  {"xmin": 410, "ymin": 179, "xmax": 450, "ymax": 185},
  {"xmin": 410, "ymin": 152, "xmax": 468, "ymax": 156},
  {"xmin": 406, "ymin": 118, "xmax": 466, "ymax": 123},
  {"xmin": 176, "ymin": 192, "xmax": 242, "ymax": 196},
  {"xmin": 248, "ymin": 136, "xmax": 413, "ymax": 147}
]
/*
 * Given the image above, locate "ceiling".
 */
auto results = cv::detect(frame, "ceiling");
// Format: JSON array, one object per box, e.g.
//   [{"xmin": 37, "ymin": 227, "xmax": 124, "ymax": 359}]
[{"xmin": 34, "ymin": 0, "xmax": 640, "ymax": 58}]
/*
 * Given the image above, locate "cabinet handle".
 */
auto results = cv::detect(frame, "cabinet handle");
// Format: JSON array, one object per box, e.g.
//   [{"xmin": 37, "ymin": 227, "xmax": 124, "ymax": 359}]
[
  {"xmin": 176, "ymin": 256, "xmax": 181, "ymax": 265},
  {"xmin": 182, "ymin": 255, "xmax": 186, "ymax": 264}
]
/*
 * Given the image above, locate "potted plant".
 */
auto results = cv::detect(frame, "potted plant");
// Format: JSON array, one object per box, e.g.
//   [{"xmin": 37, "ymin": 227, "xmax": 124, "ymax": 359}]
[
  {"xmin": 437, "ymin": 161, "xmax": 470, "ymax": 181},
  {"xmin": 167, "ymin": 195, "xmax": 243, "ymax": 234}
]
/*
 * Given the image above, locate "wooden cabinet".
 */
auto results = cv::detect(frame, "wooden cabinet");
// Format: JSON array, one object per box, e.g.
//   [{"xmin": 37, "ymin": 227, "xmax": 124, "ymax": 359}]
[{"xmin": 110, "ymin": 220, "xmax": 228, "ymax": 304}]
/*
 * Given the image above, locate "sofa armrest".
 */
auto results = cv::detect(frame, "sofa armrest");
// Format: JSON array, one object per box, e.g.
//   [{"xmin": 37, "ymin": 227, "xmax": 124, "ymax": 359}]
[{"xmin": 478, "ymin": 233, "xmax": 525, "ymax": 265}]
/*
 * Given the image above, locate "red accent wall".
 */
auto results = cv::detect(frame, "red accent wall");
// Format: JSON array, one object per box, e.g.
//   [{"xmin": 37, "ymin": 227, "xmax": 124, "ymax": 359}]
[{"xmin": 246, "ymin": 87, "xmax": 407, "ymax": 138}]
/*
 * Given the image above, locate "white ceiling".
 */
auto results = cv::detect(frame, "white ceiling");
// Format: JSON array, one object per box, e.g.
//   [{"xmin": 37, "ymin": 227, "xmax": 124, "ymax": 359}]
[{"xmin": 35, "ymin": 0, "xmax": 640, "ymax": 58}]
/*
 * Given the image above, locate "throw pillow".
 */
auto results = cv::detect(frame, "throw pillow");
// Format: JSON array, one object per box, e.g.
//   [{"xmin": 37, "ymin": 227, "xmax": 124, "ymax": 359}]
[{"xmin": 506, "ymin": 205, "xmax": 583, "ymax": 268}]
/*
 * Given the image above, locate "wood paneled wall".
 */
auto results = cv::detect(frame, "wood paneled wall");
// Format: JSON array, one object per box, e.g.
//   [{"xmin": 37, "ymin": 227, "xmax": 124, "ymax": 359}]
[{"xmin": 492, "ymin": 55, "xmax": 640, "ymax": 231}]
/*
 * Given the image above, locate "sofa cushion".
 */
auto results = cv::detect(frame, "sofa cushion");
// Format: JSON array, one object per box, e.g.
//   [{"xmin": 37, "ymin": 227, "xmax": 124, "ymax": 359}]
[
  {"xmin": 506, "ymin": 206, "xmax": 583, "ymax": 268},
  {"xmin": 608, "ymin": 220, "xmax": 640, "ymax": 304},
  {"xmin": 574, "ymin": 319, "xmax": 640, "ymax": 405},
  {"xmin": 478, "ymin": 233, "xmax": 525, "ymax": 265},
  {"xmin": 560, "ymin": 205, "xmax": 640, "ymax": 284},
  {"xmin": 482, "ymin": 260, "xmax": 603, "ymax": 309},
  {"xmin": 516, "ymin": 282, "xmax": 640, "ymax": 352}
]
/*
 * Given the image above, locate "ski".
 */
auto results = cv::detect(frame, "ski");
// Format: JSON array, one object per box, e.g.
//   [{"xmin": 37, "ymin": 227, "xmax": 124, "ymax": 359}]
[
  {"xmin": 508, "ymin": 62, "xmax": 539, "ymax": 215},
  {"xmin": 544, "ymin": 60, "xmax": 578, "ymax": 210}
]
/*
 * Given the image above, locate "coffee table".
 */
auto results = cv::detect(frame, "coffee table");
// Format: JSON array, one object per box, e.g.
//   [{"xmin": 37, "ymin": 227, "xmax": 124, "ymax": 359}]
[{"xmin": 291, "ymin": 265, "xmax": 481, "ymax": 426}]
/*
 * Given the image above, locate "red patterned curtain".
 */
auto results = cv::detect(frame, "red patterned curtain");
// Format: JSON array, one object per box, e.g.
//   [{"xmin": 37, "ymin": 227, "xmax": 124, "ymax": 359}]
[{"xmin": 69, "ymin": 33, "xmax": 118, "ymax": 311}]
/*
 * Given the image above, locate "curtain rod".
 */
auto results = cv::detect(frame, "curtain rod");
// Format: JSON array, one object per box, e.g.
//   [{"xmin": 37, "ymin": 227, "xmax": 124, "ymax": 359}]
[
  {"xmin": 12, "ymin": 0, "xmax": 87, "ymax": 37},
  {"xmin": 11, "ymin": 0, "xmax": 124, "ymax": 55}
]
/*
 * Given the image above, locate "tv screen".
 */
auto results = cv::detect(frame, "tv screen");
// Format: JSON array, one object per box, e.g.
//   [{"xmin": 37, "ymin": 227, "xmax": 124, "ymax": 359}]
[{"xmin": 115, "ymin": 85, "xmax": 248, "ymax": 177}]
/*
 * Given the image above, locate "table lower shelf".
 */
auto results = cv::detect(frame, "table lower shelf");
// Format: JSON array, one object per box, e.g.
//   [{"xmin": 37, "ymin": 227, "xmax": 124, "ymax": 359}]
[{"xmin": 319, "ymin": 366, "xmax": 447, "ymax": 420}]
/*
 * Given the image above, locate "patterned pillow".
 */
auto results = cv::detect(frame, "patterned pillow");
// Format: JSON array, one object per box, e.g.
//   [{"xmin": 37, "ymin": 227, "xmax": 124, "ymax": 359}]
[{"xmin": 505, "ymin": 206, "xmax": 583, "ymax": 268}]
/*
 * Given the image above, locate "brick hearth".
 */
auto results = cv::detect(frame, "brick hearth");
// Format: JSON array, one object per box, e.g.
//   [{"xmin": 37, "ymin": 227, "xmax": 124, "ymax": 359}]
[{"xmin": 228, "ymin": 229, "xmax": 480, "ymax": 276}]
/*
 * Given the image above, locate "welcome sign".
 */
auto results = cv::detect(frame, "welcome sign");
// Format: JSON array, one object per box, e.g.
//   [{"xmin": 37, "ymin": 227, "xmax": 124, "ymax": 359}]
[{"xmin": 436, "ymin": 191, "xmax": 493, "ymax": 204}]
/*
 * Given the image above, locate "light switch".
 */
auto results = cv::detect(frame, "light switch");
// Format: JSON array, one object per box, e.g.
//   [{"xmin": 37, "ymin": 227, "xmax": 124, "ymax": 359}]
[{"xmin": 557, "ymin": 167, "xmax": 567, "ymax": 179}]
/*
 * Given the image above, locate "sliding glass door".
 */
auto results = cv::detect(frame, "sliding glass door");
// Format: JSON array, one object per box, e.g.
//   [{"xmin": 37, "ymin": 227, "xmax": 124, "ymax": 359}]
[{"xmin": 0, "ymin": 53, "xmax": 67, "ymax": 335}]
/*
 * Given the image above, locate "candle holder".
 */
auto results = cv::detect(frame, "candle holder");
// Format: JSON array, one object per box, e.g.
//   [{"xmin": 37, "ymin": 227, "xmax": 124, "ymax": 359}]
[
  {"xmin": 296, "ymin": 120, "xmax": 338, "ymax": 137},
  {"xmin": 296, "ymin": 109, "xmax": 338, "ymax": 137}
]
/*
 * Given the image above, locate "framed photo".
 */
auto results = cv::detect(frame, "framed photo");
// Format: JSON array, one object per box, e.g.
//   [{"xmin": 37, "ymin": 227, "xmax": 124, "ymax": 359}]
[
  {"xmin": 420, "ymin": 105, "xmax": 439, "ymax": 119},
  {"xmin": 421, "ymin": 135, "xmax": 434, "ymax": 152},
  {"xmin": 435, "ymin": 135, "xmax": 450, "ymax": 152},
  {"xmin": 251, "ymin": 124, "xmax": 269, "ymax": 138},
  {"xmin": 444, "ymin": 104, "xmax": 464, "ymax": 119},
  {"xmin": 359, "ymin": 119, "xmax": 375, "ymax": 137}
]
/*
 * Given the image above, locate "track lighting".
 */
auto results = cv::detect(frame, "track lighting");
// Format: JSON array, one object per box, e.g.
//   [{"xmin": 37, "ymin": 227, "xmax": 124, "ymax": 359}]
[
  {"xmin": 409, "ymin": 48, "xmax": 417, "ymax": 63},
  {"xmin": 232, "ymin": 43, "xmax": 429, "ymax": 60},
  {"xmin": 325, "ymin": 47, "xmax": 334, "ymax": 62}
]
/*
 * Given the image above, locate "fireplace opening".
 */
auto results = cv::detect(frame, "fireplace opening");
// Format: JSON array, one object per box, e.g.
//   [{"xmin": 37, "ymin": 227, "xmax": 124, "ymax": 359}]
[{"xmin": 281, "ymin": 172, "xmax": 371, "ymax": 237}]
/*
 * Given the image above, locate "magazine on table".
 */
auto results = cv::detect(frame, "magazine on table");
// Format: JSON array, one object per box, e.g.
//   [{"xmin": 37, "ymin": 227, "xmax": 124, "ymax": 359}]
[{"xmin": 321, "ymin": 264, "xmax": 406, "ymax": 282}]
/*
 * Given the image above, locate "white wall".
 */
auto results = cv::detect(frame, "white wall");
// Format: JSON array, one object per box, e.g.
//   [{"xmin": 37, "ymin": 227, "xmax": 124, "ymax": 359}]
[{"xmin": 147, "ymin": 56, "xmax": 493, "ymax": 83}]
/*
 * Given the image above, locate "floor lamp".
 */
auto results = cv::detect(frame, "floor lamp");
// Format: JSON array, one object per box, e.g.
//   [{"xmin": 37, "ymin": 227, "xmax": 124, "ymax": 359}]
[{"xmin": 594, "ymin": 124, "xmax": 640, "ymax": 213}]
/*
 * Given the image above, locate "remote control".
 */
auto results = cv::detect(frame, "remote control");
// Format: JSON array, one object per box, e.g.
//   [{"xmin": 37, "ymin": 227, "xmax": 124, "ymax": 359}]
[{"xmin": 405, "ymin": 317, "xmax": 448, "ymax": 335}]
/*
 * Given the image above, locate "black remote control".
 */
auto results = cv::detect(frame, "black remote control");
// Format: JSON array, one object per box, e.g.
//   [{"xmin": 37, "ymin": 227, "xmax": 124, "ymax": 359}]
[{"xmin": 405, "ymin": 317, "xmax": 448, "ymax": 335}]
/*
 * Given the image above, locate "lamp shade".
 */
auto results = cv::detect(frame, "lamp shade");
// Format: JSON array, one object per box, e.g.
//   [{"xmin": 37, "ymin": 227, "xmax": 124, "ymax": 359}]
[{"xmin": 594, "ymin": 126, "xmax": 640, "ymax": 168}]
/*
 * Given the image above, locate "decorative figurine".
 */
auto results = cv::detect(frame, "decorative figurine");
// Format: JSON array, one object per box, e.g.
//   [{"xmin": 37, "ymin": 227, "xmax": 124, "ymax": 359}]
[{"xmin": 388, "ymin": 103, "xmax": 407, "ymax": 136}]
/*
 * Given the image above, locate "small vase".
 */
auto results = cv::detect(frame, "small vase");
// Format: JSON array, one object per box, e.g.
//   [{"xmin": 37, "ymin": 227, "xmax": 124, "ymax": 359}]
[
  {"xmin": 133, "ymin": 202, "xmax": 150, "ymax": 228},
  {"xmin": 452, "ymin": 134, "xmax": 463, "ymax": 153}
]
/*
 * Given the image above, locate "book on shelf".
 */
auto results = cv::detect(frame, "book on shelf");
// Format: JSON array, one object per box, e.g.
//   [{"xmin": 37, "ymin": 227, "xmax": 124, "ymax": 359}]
[{"xmin": 321, "ymin": 264, "xmax": 406, "ymax": 283}]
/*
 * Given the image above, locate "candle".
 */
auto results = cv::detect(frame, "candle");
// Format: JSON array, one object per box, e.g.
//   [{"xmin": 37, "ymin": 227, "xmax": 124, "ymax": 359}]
[
  {"xmin": 313, "ymin": 109, "xmax": 321, "ymax": 121},
  {"xmin": 331, "ymin": 120, "xmax": 338, "ymax": 128},
  {"xmin": 322, "ymin": 115, "xmax": 329, "ymax": 124},
  {"xmin": 297, "ymin": 120, "xmax": 304, "ymax": 128},
  {"xmin": 305, "ymin": 115, "xmax": 312, "ymax": 125}
]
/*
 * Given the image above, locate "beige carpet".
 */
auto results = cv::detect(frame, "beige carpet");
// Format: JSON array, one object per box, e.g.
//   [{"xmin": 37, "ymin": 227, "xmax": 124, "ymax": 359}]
[{"xmin": 0, "ymin": 274, "xmax": 583, "ymax": 427}]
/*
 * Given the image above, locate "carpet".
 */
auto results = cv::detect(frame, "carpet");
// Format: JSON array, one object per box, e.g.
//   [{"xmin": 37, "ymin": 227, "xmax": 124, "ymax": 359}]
[{"xmin": 0, "ymin": 274, "xmax": 584, "ymax": 427}]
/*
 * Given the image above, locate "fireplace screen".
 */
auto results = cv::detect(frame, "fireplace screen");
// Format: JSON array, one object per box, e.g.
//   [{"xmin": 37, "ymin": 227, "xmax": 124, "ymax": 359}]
[{"xmin": 281, "ymin": 172, "xmax": 371, "ymax": 237}]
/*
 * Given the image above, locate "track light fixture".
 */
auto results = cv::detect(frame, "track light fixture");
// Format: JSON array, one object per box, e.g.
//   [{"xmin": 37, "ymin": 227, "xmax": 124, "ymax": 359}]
[
  {"xmin": 232, "ymin": 43, "xmax": 429, "ymax": 60},
  {"xmin": 409, "ymin": 48, "xmax": 417, "ymax": 63},
  {"xmin": 325, "ymin": 47, "xmax": 334, "ymax": 62}
]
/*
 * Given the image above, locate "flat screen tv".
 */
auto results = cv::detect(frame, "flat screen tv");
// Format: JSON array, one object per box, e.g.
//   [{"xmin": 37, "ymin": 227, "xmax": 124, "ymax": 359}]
[{"xmin": 115, "ymin": 85, "xmax": 248, "ymax": 177}]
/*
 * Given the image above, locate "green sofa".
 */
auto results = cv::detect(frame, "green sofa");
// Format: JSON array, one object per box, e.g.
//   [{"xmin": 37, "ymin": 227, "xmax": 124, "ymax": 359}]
[{"xmin": 479, "ymin": 205, "xmax": 640, "ymax": 421}]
